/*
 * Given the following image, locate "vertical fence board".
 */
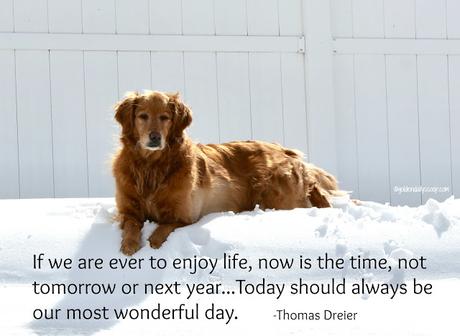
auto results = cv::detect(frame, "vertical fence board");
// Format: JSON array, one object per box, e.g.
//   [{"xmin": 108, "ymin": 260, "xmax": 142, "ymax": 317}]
[
  {"xmin": 415, "ymin": 0, "xmax": 447, "ymax": 38},
  {"xmin": 303, "ymin": 0, "xmax": 337, "ymax": 173},
  {"xmin": 115, "ymin": 0, "xmax": 149, "ymax": 34},
  {"xmin": 333, "ymin": 55, "xmax": 359, "ymax": 197},
  {"xmin": 418, "ymin": 56, "xmax": 452, "ymax": 202},
  {"xmin": 82, "ymin": 0, "xmax": 116, "ymax": 33},
  {"xmin": 386, "ymin": 55, "xmax": 421, "ymax": 206},
  {"xmin": 16, "ymin": 51, "xmax": 54, "ymax": 198},
  {"xmin": 354, "ymin": 55, "xmax": 390, "ymax": 203},
  {"xmin": 149, "ymin": 0, "xmax": 182, "ymax": 34},
  {"xmin": 352, "ymin": 0, "xmax": 384, "ymax": 38},
  {"xmin": 84, "ymin": 52, "xmax": 118, "ymax": 196},
  {"xmin": 330, "ymin": 0, "xmax": 353, "ymax": 38},
  {"xmin": 151, "ymin": 52, "xmax": 185, "ymax": 94},
  {"xmin": 447, "ymin": 0, "xmax": 460, "ymax": 38},
  {"xmin": 50, "ymin": 51, "xmax": 88, "ymax": 197},
  {"xmin": 48, "ymin": 0, "xmax": 82, "ymax": 33},
  {"xmin": 279, "ymin": 0, "xmax": 302, "ymax": 36},
  {"xmin": 214, "ymin": 0, "xmax": 247, "ymax": 35},
  {"xmin": 216, "ymin": 52, "xmax": 252, "ymax": 142},
  {"xmin": 281, "ymin": 53, "xmax": 307, "ymax": 154},
  {"xmin": 184, "ymin": 52, "xmax": 219, "ymax": 143},
  {"xmin": 14, "ymin": 0, "xmax": 48, "ymax": 32},
  {"xmin": 182, "ymin": 0, "xmax": 215, "ymax": 35},
  {"xmin": 0, "ymin": 51, "xmax": 19, "ymax": 198},
  {"xmin": 384, "ymin": 0, "xmax": 416, "ymax": 38},
  {"xmin": 0, "ymin": 0, "xmax": 14, "ymax": 32},
  {"xmin": 117, "ymin": 52, "xmax": 152, "ymax": 96},
  {"xmin": 449, "ymin": 56, "xmax": 460, "ymax": 197},
  {"xmin": 249, "ymin": 53, "xmax": 284, "ymax": 143},
  {"xmin": 247, "ymin": 0, "xmax": 279, "ymax": 36}
]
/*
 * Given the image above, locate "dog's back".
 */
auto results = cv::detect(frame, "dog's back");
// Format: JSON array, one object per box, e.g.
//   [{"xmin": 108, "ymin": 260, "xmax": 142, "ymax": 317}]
[{"xmin": 195, "ymin": 140, "xmax": 338, "ymax": 212}]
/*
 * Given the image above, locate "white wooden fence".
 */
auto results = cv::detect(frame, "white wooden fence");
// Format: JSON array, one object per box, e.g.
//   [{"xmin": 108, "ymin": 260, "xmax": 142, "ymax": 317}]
[
  {"xmin": 0, "ymin": 0, "xmax": 459, "ymax": 206},
  {"xmin": 331, "ymin": 0, "xmax": 460, "ymax": 205}
]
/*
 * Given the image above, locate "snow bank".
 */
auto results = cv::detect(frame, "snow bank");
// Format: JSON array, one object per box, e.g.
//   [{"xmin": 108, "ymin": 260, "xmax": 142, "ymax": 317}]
[{"xmin": 0, "ymin": 197, "xmax": 459, "ymax": 335}]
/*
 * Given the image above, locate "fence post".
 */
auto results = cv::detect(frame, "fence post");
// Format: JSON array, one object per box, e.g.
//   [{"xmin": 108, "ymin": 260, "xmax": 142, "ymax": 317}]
[{"xmin": 302, "ymin": 0, "xmax": 337, "ymax": 175}]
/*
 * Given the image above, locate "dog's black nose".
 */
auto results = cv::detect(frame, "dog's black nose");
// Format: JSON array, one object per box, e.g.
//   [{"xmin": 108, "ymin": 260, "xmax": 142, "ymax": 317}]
[{"xmin": 148, "ymin": 131, "xmax": 162, "ymax": 147}]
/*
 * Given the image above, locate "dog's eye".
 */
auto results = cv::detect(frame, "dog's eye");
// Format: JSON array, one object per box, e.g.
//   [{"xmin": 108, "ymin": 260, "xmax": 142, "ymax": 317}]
[
  {"xmin": 138, "ymin": 113, "xmax": 149, "ymax": 121},
  {"xmin": 159, "ymin": 115, "xmax": 170, "ymax": 121}
]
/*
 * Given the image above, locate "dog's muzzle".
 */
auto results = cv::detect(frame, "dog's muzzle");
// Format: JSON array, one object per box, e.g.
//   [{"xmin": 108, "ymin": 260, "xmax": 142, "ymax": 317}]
[{"xmin": 147, "ymin": 131, "xmax": 162, "ymax": 148}]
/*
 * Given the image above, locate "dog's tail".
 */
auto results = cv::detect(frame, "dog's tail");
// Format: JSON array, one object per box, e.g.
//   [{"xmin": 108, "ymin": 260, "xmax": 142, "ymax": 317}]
[{"xmin": 302, "ymin": 163, "xmax": 346, "ymax": 208}]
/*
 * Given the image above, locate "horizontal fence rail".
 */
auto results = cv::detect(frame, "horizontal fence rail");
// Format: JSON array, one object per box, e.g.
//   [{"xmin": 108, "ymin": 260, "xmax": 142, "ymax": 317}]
[
  {"xmin": 334, "ymin": 38, "xmax": 460, "ymax": 55},
  {"xmin": 0, "ymin": 33, "xmax": 305, "ymax": 53}
]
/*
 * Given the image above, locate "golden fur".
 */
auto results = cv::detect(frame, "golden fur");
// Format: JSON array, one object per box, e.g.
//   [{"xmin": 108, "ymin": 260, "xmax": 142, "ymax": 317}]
[{"xmin": 113, "ymin": 91, "xmax": 340, "ymax": 255}]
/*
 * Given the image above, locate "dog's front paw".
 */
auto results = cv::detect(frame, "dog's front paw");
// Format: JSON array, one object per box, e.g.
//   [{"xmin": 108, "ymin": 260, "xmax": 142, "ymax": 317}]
[
  {"xmin": 148, "ymin": 224, "xmax": 178, "ymax": 249},
  {"xmin": 148, "ymin": 232, "xmax": 166, "ymax": 249},
  {"xmin": 120, "ymin": 238, "xmax": 141, "ymax": 256}
]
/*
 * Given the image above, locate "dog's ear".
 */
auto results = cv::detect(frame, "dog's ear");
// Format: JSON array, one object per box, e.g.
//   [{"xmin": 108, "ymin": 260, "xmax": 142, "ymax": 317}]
[
  {"xmin": 114, "ymin": 92, "xmax": 140, "ymax": 133},
  {"xmin": 167, "ymin": 92, "xmax": 192, "ymax": 140}
]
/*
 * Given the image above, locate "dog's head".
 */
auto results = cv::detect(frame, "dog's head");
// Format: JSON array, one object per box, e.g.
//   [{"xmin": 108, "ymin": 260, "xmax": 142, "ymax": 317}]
[{"xmin": 114, "ymin": 91, "xmax": 192, "ymax": 151}]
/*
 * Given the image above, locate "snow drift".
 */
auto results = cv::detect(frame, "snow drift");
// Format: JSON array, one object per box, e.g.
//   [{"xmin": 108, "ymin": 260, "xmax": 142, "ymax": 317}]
[{"xmin": 0, "ymin": 196, "xmax": 459, "ymax": 336}]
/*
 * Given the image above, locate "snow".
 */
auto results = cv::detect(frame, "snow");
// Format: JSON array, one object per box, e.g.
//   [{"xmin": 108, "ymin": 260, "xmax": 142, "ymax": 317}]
[{"xmin": 0, "ymin": 196, "xmax": 459, "ymax": 335}]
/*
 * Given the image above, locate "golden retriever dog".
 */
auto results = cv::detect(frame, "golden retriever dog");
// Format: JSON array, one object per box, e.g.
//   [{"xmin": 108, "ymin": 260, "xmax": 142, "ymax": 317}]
[{"xmin": 113, "ymin": 91, "xmax": 340, "ymax": 255}]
